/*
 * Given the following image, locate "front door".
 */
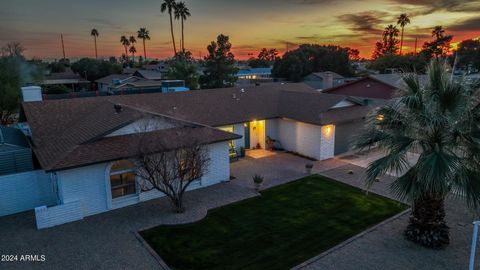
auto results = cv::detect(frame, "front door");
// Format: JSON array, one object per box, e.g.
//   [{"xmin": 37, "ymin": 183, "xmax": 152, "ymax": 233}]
[{"xmin": 244, "ymin": 123, "xmax": 250, "ymax": 149}]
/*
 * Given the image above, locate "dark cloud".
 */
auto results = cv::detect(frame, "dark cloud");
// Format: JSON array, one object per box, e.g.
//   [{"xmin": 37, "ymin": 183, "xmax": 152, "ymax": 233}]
[
  {"xmin": 449, "ymin": 17, "xmax": 480, "ymax": 31},
  {"xmin": 388, "ymin": 0, "xmax": 480, "ymax": 14},
  {"xmin": 337, "ymin": 11, "xmax": 391, "ymax": 35}
]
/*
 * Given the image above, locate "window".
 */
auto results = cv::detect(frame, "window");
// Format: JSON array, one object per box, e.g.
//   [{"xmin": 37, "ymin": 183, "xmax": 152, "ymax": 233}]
[{"xmin": 110, "ymin": 160, "xmax": 137, "ymax": 199}]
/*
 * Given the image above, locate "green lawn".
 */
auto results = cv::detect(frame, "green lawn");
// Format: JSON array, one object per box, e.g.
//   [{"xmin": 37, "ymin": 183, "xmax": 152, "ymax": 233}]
[{"xmin": 140, "ymin": 175, "xmax": 407, "ymax": 270}]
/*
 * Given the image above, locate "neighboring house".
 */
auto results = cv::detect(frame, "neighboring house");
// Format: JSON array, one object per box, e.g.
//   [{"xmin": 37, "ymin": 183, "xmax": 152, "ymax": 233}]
[
  {"xmin": 6, "ymin": 83, "xmax": 374, "ymax": 228},
  {"xmin": 95, "ymin": 75, "xmax": 188, "ymax": 93},
  {"xmin": 0, "ymin": 126, "xmax": 33, "ymax": 176},
  {"xmin": 133, "ymin": 70, "xmax": 162, "ymax": 81},
  {"xmin": 236, "ymin": 68, "xmax": 273, "ymax": 85},
  {"xmin": 323, "ymin": 76, "xmax": 398, "ymax": 100},
  {"xmin": 42, "ymin": 69, "xmax": 90, "ymax": 91},
  {"xmin": 303, "ymin": 71, "xmax": 345, "ymax": 90}
]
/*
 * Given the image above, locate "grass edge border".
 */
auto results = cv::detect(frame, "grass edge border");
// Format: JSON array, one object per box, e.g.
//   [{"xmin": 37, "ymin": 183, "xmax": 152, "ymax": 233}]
[
  {"xmin": 133, "ymin": 231, "xmax": 172, "ymax": 270},
  {"xmin": 291, "ymin": 208, "xmax": 412, "ymax": 270}
]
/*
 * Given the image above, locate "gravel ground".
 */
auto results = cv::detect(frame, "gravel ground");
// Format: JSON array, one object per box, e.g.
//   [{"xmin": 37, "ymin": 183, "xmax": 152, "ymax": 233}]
[{"xmin": 296, "ymin": 163, "xmax": 480, "ymax": 270}]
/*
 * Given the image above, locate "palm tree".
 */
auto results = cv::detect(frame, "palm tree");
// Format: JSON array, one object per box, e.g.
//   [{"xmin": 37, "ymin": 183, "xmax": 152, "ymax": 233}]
[
  {"xmin": 120, "ymin": 35, "xmax": 130, "ymax": 57},
  {"xmin": 161, "ymin": 0, "xmax": 177, "ymax": 55},
  {"xmin": 353, "ymin": 59, "xmax": 480, "ymax": 249},
  {"xmin": 174, "ymin": 1, "xmax": 190, "ymax": 52},
  {"xmin": 383, "ymin": 24, "xmax": 400, "ymax": 55},
  {"xmin": 137, "ymin": 28, "xmax": 151, "ymax": 61},
  {"xmin": 432, "ymin": 25, "xmax": 445, "ymax": 39},
  {"xmin": 129, "ymin": 46, "xmax": 137, "ymax": 62},
  {"xmin": 129, "ymin": 36, "xmax": 137, "ymax": 46},
  {"xmin": 396, "ymin": 14, "xmax": 410, "ymax": 55},
  {"xmin": 91, "ymin": 29, "xmax": 99, "ymax": 59}
]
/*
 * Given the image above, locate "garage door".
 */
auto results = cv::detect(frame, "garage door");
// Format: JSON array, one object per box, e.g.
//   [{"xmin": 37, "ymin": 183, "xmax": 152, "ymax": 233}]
[{"xmin": 334, "ymin": 121, "xmax": 364, "ymax": 155}]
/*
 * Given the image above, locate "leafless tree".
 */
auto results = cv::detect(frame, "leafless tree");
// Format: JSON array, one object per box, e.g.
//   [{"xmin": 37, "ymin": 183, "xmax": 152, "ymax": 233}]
[{"xmin": 132, "ymin": 115, "xmax": 210, "ymax": 213}]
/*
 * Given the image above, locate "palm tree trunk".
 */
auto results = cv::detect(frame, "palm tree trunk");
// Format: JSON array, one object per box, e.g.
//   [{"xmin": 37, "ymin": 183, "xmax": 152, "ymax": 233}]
[
  {"xmin": 400, "ymin": 26, "xmax": 404, "ymax": 55},
  {"xmin": 181, "ymin": 18, "xmax": 185, "ymax": 52},
  {"xmin": 143, "ymin": 39, "xmax": 147, "ymax": 61},
  {"xmin": 404, "ymin": 194, "xmax": 450, "ymax": 249},
  {"xmin": 124, "ymin": 46, "xmax": 128, "ymax": 58},
  {"xmin": 94, "ymin": 37, "xmax": 98, "ymax": 59},
  {"xmin": 169, "ymin": 12, "xmax": 177, "ymax": 55}
]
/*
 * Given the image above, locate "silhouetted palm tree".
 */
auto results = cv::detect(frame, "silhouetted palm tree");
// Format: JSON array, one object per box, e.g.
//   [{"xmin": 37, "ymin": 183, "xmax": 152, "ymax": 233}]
[
  {"xmin": 161, "ymin": 0, "xmax": 177, "ymax": 55},
  {"xmin": 397, "ymin": 14, "xmax": 410, "ymax": 55},
  {"xmin": 137, "ymin": 28, "xmax": 151, "ymax": 61},
  {"xmin": 120, "ymin": 35, "xmax": 130, "ymax": 57},
  {"xmin": 384, "ymin": 24, "xmax": 400, "ymax": 55},
  {"xmin": 432, "ymin": 25, "xmax": 445, "ymax": 39},
  {"xmin": 91, "ymin": 29, "xmax": 99, "ymax": 59},
  {"xmin": 129, "ymin": 46, "xmax": 137, "ymax": 62},
  {"xmin": 174, "ymin": 2, "xmax": 190, "ymax": 52},
  {"xmin": 129, "ymin": 36, "xmax": 137, "ymax": 46},
  {"xmin": 354, "ymin": 59, "xmax": 480, "ymax": 249}
]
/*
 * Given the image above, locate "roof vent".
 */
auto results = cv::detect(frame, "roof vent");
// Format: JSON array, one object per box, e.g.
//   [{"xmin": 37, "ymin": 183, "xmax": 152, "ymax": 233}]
[
  {"xmin": 114, "ymin": 104, "xmax": 122, "ymax": 113},
  {"xmin": 255, "ymin": 82, "xmax": 260, "ymax": 86},
  {"xmin": 232, "ymin": 93, "xmax": 237, "ymax": 99},
  {"xmin": 366, "ymin": 84, "xmax": 371, "ymax": 88},
  {"xmin": 240, "ymin": 88, "xmax": 245, "ymax": 93},
  {"xmin": 173, "ymin": 106, "xmax": 177, "ymax": 110}
]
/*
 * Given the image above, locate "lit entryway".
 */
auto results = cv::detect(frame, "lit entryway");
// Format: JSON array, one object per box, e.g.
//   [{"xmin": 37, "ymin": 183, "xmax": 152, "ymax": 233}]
[{"xmin": 249, "ymin": 120, "xmax": 265, "ymax": 149}]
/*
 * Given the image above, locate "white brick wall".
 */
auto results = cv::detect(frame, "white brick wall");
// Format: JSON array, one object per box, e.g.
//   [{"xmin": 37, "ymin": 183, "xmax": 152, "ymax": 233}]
[
  {"xmin": 56, "ymin": 163, "xmax": 110, "ymax": 216},
  {"xmin": 277, "ymin": 118, "xmax": 335, "ymax": 160},
  {"xmin": 320, "ymin": 125, "xmax": 335, "ymax": 160},
  {"xmin": 35, "ymin": 200, "xmax": 83, "ymax": 229},
  {"xmin": 0, "ymin": 170, "xmax": 56, "ymax": 217},
  {"xmin": 278, "ymin": 118, "xmax": 322, "ymax": 159}
]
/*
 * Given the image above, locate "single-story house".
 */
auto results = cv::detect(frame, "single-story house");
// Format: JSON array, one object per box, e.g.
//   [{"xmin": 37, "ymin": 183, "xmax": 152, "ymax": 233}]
[
  {"xmin": 133, "ymin": 70, "xmax": 163, "ymax": 81},
  {"xmin": 95, "ymin": 75, "xmax": 188, "ymax": 93},
  {"xmin": 12, "ymin": 83, "xmax": 374, "ymax": 228},
  {"xmin": 236, "ymin": 68, "xmax": 273, "ymax": 85},
  {"xmin": 42, "ymin": 69, "xmax": 90, "ymax": 92},
  {"xmin": 322, "ymin": 76, "xmax": 398, "ymax": 100},
  {"xmin": 303, "ymin": 71, "xmax": 346, "ymax": 90}
]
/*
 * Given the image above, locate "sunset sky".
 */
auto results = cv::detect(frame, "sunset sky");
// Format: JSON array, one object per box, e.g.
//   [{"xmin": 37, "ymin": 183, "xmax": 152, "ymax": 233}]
[{"xmin": 1, "ymin": 0, "xmax": 479, "ymax": 60}]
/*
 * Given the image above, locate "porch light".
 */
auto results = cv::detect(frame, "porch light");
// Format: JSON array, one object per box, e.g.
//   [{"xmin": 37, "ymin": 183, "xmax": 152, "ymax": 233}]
[
  {"xmin": 323, "ymin": 125, "xmax": 333, "ymax": 137},
  {"xmin": 376, "ymin": 114, "xmax": 385, "ymax": 121},
  {"xmin": 244, "ymin": 123, "xmax": 247, "ymax": 127}
]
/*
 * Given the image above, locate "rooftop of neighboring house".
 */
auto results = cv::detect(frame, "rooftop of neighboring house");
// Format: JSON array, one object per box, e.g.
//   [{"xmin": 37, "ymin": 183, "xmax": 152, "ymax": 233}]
[
  {"xmin": 43, "ymin": 69, "xmax": 90, "ymax": 85},
  {"xmin": 21, "ymin": 83, "xmax": 370, "ymax": 171},
  {"xmin": 322, "ymin": 76, "xmax": 398, "ymax": 99},
  {"xmin": 237, "ymin": 68, "xmax": 272, "ymax": 76},
  {"xmin": 370, "ymin": 74, "xmax": 429, "ymax": 90},
  {"xmin": 95, "ymin": 74, "xmax": 133, "ymax": 85},
  {"xmin": 308, "ymin": 71, "xmax": 345, "ymax": 80},
  {"xmin": 133, "ymin": 70, "xmax": 162, "ymax": 80}
]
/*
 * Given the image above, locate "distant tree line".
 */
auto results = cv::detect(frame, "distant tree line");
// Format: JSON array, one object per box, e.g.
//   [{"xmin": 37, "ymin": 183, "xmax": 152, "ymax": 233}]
[{"xmin": 272, "ymin": 44, "xmax": 355, "ymax": 81}]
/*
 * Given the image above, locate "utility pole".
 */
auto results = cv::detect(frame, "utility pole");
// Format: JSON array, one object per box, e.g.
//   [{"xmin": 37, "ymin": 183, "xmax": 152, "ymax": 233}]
[
  {"xmin": 414, "ymin": 37, "xmax": 418, "ymax": 55},
  {"xmin": 61, "ymin": 33, "xmax": 66, "ymax": 60}
]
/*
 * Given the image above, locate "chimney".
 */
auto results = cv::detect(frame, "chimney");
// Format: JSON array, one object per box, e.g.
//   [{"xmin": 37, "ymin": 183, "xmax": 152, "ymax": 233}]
[
  {"xmin": 324, "ymin": 72, "xmax": 334, "ymax": 89},
  {"xmin": 21, "ymin": 86, "xmax": 43, "ymax": 102}
]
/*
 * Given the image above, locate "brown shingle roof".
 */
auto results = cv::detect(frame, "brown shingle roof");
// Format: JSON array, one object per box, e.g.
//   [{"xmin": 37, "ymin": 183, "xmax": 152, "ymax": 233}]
[
  {"xmin": 322, "ymin": 76, "xmax": 397, "ymax": 99},
  {"xmin": 22, "ymin": 83, "xmax": 370, "ymax": 171}
]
